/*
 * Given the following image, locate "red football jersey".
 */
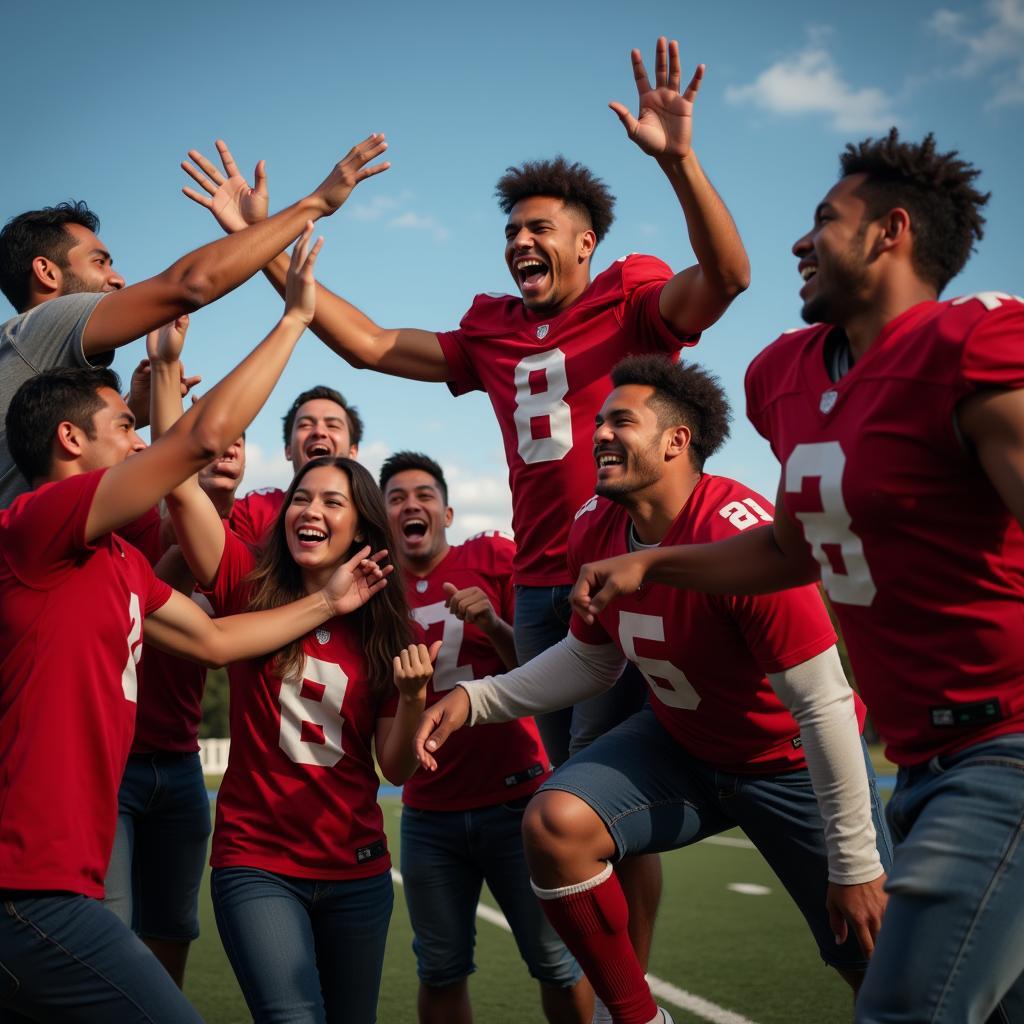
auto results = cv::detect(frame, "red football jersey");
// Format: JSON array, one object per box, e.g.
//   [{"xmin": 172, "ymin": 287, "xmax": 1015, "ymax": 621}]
[
  {"xmin": 0, "ymin": 471, "xmax": 172, "ymax": 896},
  {"xmin": 117, "ymin": 507, "xmax": 207, "ymax": 754},
  {"xmin": 207, "ymin": 530, "xmax": 390, "ymax": 879},
  {"xmin": 229, "ymin": 487, "xmax": 285, "ymax": 549},
  {"xmin": 569, "ymin": 477, "xmax": 844, "ymax": 774},
  {"xmin": 746, "ymin": 294, "xmax": 1024, "ymax": 765},
  {"xmin": 437, "ymin": 255, "xmax": 696, "ymax": 586},
  {"xmin": 385, "ymin": 532, "xmax": 550, "ymax": 811}
]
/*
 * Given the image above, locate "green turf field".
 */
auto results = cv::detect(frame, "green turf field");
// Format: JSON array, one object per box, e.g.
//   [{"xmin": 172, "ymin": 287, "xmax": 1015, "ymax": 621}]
[{"xmin": 183, "ymin": 793, "xmax": 861, "ymax": 1023}]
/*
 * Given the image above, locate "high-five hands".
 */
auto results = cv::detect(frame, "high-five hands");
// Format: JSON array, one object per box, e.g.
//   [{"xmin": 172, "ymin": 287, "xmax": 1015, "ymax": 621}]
[
  {"xmin": 610, "ymin": 37, "xmax": 704, "ymax": 160},
  {"xmin": 182, "ymin": 133, "xmax": 390, "ymax": 230}
]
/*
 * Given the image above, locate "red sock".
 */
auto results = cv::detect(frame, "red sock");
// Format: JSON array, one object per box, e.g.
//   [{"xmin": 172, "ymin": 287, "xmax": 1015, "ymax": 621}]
[{"xmin": 533, "ymin": 864, "xmax": 658, "ymax": 1024}]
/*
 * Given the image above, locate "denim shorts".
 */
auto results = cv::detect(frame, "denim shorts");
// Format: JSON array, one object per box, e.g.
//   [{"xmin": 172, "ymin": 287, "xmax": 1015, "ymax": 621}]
[
  {"xmin": 212, "ymin": 866, "xmax": 393, "ymax": 1024},
  {"xmin": 541, "ymin": 704, "xmax": 893, "ymax": 970},
  {"xmin": 400, "ymin": 797, "xmax": 581, "ymax": 989},
  {"xmin": 104, "ymin": 751, "xmax": 211, "ymax": 942},
  {"xmin": 0, "ymin": 891, "xmax": 201, "ymax": 1021},
  {"xmin": 856, "ymin": 735, "xmax": 1024, "ymax": 1023}
]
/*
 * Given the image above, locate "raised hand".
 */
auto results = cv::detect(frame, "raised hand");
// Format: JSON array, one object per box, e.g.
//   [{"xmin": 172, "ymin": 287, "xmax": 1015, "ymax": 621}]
[
  {"xmin": 323, "ymin": 546, "xmax": 393, "ymax": 616},
  {"xmin": 413, "ymin": 686, "xmax": 472, "ymax": 771},
  {"xmin": 442, "ymin": 582, "xmax": 499, "ymax": 632},
  {"xmin": 609, "ymin": 37, "xmax": 704, "ymax": 160},
  {"xmin": 283, "ymin": 223, "xmax": 324, "ymax": 326},
  {"xmin": 182, "ymin": 140, "xmax": 269, "ymax": 234},
  {"xmin": 393, "ymin": 641, "xmax": 443, "ymax": 700},
  {"xmin": 310, "ymin": 133, "xmax": 390, "ymax": 215},
  {"xmin": 145, "ymin": 315, "xmax": 191, "ymax": 364}
]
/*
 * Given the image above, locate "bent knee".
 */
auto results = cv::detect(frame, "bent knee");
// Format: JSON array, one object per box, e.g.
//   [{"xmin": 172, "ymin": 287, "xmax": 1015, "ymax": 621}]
[{"xmin": 522, "ymin": 791, "xmax": 610, "ymax": 863}]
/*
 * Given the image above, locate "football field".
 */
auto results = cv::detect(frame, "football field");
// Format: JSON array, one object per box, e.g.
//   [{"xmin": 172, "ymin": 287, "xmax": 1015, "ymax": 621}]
[{"xmin": 184, "ymin": 794, "xmax": 859, "ymax": 1024}]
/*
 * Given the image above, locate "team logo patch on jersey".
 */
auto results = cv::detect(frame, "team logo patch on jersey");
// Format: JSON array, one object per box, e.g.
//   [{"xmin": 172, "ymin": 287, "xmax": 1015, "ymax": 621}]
[
  {"xmin": 315, "ymin": 627, "xmax": 331, "ymax": 645},
  {"xmin": 536, "ymin": 324, "xmax": 549, "ymax": 340},
  {"xmin": 819, "ymin": 390, "xmax": 838, "ymax": 414},
  {"xmin": 416, "ymin": 579, "xmax": 429, "ymax": 593}
]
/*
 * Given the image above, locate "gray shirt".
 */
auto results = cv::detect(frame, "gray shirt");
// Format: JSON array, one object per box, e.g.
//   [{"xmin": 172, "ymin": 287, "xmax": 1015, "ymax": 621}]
[{"xmin": 0, "ymin": 293, "xmax": 112, "ymax": 507}]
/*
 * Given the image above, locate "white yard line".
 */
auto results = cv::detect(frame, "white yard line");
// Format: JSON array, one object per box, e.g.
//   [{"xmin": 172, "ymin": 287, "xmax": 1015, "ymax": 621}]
[{"xmin": 390, "ymin": 869, "xmax": 761, "ymax": 1024}]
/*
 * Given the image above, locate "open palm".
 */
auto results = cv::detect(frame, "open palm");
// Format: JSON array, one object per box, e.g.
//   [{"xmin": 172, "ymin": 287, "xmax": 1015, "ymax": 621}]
[
  {"xmin": 610, "ymin": 37, "xmax": 704, "ymax": 159},
  {"xmin": 182, "ymin": 140, "xmax": 269, "ymax": 234}
]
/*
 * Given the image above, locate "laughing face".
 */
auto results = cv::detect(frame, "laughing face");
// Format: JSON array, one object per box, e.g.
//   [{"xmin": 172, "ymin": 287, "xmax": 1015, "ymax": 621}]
[
  {"xmin": 504, "ymin": 196, "xmax": 596, "ymax": 315},
  {"xmin": 198, "ymin": 436, "xmax": 246, "ymax": 500},
  {"xmin": 792, "ymin": 173, "xmax": 875, "ymax": 326},
  {"xmin": 284, "ymin": 464, "xmax": 361, "ymax": 580},
  {"xmin": 383, "ymin": 468, "xmax": 452, "ymax": 573},
  {"xmin": 284, "ymin": 399, "xmax": 358, "ymax": 472},
  {"xmin": 593, "ymin": 384, "xmax": 673, "ymax": 502}
]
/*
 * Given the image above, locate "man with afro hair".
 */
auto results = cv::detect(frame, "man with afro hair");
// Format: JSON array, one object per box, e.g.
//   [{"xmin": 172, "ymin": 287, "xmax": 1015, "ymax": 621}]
[{"xmin": 572, "ymin": 129, "xmax": 1024, "ymax": 1022}]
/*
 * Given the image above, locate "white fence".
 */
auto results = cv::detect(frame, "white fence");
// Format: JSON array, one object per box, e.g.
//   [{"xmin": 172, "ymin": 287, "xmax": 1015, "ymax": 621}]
[{"xmin": 199, "ymin": 737, "xmax": 231, "ymax": 775}]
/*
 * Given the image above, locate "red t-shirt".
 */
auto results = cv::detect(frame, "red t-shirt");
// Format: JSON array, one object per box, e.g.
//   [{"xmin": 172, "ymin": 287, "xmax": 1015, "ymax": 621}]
[
  {"xmin": 569, "ymin": 478, "xmax": 846, "ymax": 774},
  {"xmin": 118, "ymin": 507, "xmax": 207, "ymax": 754},
  {"xmin": 746, "ymin": 293, "xmax": 1024, "ymax": 766},
  {"xmin": 437, "ymin": 255, "xmax": 696, "ymax": 586},
  {"xmin": 385, "ymin": 533, "xmax": 550, "ymax": 810},
  {"xmin": 0, "ymin": 471, "xmax": 172, "ymax": 896},
  {"xmin": 229, "ymin": 488, "xmax": 285, "ymax": 549},
  {"xmin": 207, "ymin": 530, "xmax": 390, "ymax": 879}
]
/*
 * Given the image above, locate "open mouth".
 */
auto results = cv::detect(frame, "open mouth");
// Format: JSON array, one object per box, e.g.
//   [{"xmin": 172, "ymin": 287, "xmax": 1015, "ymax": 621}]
[
  {"xmin": 305, "ymin": 443, "xmax": 332, "ymax": 460},
  {"xmin": 296, "ymin": 527, "xmax": 328, "ymax": 546},
  {"xmin": 515, "ymin": 257, "xmax": 550, "ymax": 293},
  {"xmin": 595, "ymin": 449, "xmax": 625, "ymax": 470},
  {"xmin": 402, "ymin": 518, "xmax": 428, "ymax": 541}
]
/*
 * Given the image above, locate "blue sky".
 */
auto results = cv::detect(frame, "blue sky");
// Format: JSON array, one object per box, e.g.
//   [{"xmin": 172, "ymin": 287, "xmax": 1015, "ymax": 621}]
[{"xmin": 4, "ymin": 0, "xmax": 1022, "ymax": 539}]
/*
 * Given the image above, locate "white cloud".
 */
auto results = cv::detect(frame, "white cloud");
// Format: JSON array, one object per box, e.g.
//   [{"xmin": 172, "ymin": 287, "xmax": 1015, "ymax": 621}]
[
  {"xmin": 725, "ymin": 46, "xmax": 897, "ymax": 132},
  {"xmin": 347, "ymin": 194, "xmax": 400, "ymax": 222},
  {"xmin": 236, "ymin": 441, "xmax": 290, "ymax": 494},
  {"xmin": 929, "ymin": 0, "xmax": 1024, "ymax": 107},
  {"xmin": 389, "ymin": 211, "xmax": 451, "ymax": 242}
]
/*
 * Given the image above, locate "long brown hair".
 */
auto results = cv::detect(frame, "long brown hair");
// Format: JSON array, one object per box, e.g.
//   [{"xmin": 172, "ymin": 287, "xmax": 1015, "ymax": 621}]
[{"xmin": 246, "ymin": 457, "xmax": 411, "ymax": 701}]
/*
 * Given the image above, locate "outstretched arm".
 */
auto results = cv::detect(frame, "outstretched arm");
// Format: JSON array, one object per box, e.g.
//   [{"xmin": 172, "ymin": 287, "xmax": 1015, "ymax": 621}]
[
  {"xmin": 572, "ymin": 484, "xmax": 820, "ymax": 622},
  {"xmin": 182, "ymin": 140, "xmax": 450, "ymax": 382},
  {"xmin": 81, "ymin": 135, "xmax": 388, "ymax": 357},
  {"xmin": 611, "ymin": 38, "xmax": 750, "ymax": 335},
  {"xmin": 144, "ymin": 545, "xmax": 391, "ymax": 666},
  {"xmin": 85, "ymin": 226, "xmax": 323, "ymax": 544}
]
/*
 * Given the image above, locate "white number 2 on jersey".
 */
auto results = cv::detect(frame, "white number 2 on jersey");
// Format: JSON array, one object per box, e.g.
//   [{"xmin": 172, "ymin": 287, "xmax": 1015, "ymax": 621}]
[
  {"xmin": 411, "ymin": 602, "xmax": 472, "ymax": 692},
  {"xmin": 785, "ymin": 442, "xmax": 876, "ymax": 607},
  {"xmin": 513, "ymin": 349, "xmax": 573, "ymax": 463},
  {"xmin": 618, "ymin": 611, "xmax": 701, "ymax": 710},
  {"xmin": 278, "ymin": 656, "xmax": 349, "ymax": 767},
  {"xmin": 120, "ymin": 592, "xmax": 143, "ymax": 703}
]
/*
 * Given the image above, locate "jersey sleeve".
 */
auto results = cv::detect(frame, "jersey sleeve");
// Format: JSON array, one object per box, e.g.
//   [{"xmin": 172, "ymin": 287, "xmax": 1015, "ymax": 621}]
[
  {"xmin": 117, "ymin": 507, "xmax": 166, "ymax": 566},
  {"xmin": 959, "ymin": 296, "xmax": 1024, "ymax": 391},
  {"xmin": 1, "ymin": 470, "xmax": 105, "ymax": 586},
  {"xmin": 721, "ymin": 585, "xmax": 837, "ymax": 675},
  {"xmin": 437, "ymin": 297, "xmax": 492, "ymax": 397},
  {"xmin": 620, "ymin": 254, "xmax": 700, "ymax": 353},
  {"xmin": 488, "ymin": 533, "xmax": 517, "ymax": 623},
  {"xmin": 204, "ymin": 526, "xmax": 258, "ymax": 616},
  {"xmin": 229, "ymin": 491, "xmax": 279, "ymax": 549},
  {"xmin": 566, "ymin": 507, "xmax": 614, "ymax": 646},
  {"xmin": 139, "ymin": 556, "xmax": 174, "ymax": 616}
]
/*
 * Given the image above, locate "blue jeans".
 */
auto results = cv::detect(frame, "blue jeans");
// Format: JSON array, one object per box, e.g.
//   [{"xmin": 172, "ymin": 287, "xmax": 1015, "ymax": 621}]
[
  {"xmin": 104, "ymin": 752, "xmax": 211, "ymax": 941},
  {"xmin": 211, "ymin": 866, "xmax": 393, "ymax": 1024},
  {"xmin": 543, "ymin": 705, "xmax": 894, "ymax": 970},
  {"xmin": 0, "ymin": 891, "xmax": 202, "ymax": 1022},
  {"xmin": 513, "ymin": 584, "xmax": 647, "ymax": 767},
  {"xmin": 855, "ymin": 736, "xmax": 1024, "ymax": 1023},
  {"xmin": 400, "ymin": 797, "xmax": 581, "ymax": 989}
]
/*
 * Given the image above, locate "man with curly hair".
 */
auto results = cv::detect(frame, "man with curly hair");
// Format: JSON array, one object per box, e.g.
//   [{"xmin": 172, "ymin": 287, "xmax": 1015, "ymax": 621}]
[
  {"xmin": 181, "ymin": 37, "xmax": 750, "ymax": 770},
  {"xmin": 570, "ymin": 130, "xmax": 1024, "ymax": 1022},
  {"xmin": 415, "ymin": 355, "xmax": 891, "ymax": 1024}
]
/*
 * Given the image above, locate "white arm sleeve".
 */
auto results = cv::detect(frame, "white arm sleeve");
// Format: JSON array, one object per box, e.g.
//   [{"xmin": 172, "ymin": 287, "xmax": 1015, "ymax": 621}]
[
  {"xmin": 768, "ymin": 646, "xmax": 884, "ymax": 885},
  {"xmin": 462, "ymin": 634, "xmax": 626, "ymax": 726}
]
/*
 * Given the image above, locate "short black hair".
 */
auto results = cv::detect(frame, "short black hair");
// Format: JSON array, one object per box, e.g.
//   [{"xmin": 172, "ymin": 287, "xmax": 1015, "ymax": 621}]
[
  {"xmin": 840, "ymin": 128, "xmax": 989, "ymax": 294},
  {"xmin": 610, "ymin": 355, "xmax": 731, "ymax": 470},
  {"xmin": 282, "ymin": 386, "xmax": 363, "ymax": 447},
  {"xmin": 6, "ymin": 365, "xmax": 122, "ymax": 484},
  {"xmin": 0, "ymin": 201, "xmax": 101, "ymax": 312},
  {"xmin": 378, "ymin": 451, "xmax": 448, "ymax": 505},
  {"xmin": 495, "ymin": 157, "xmax": 616, "ymax": 245}
]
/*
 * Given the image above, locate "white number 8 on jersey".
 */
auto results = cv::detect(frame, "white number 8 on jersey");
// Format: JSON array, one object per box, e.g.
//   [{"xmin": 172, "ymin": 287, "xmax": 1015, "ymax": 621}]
[{"xmin": 513, "ymin": 349, "xmax": 573, "ymax": 463}]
